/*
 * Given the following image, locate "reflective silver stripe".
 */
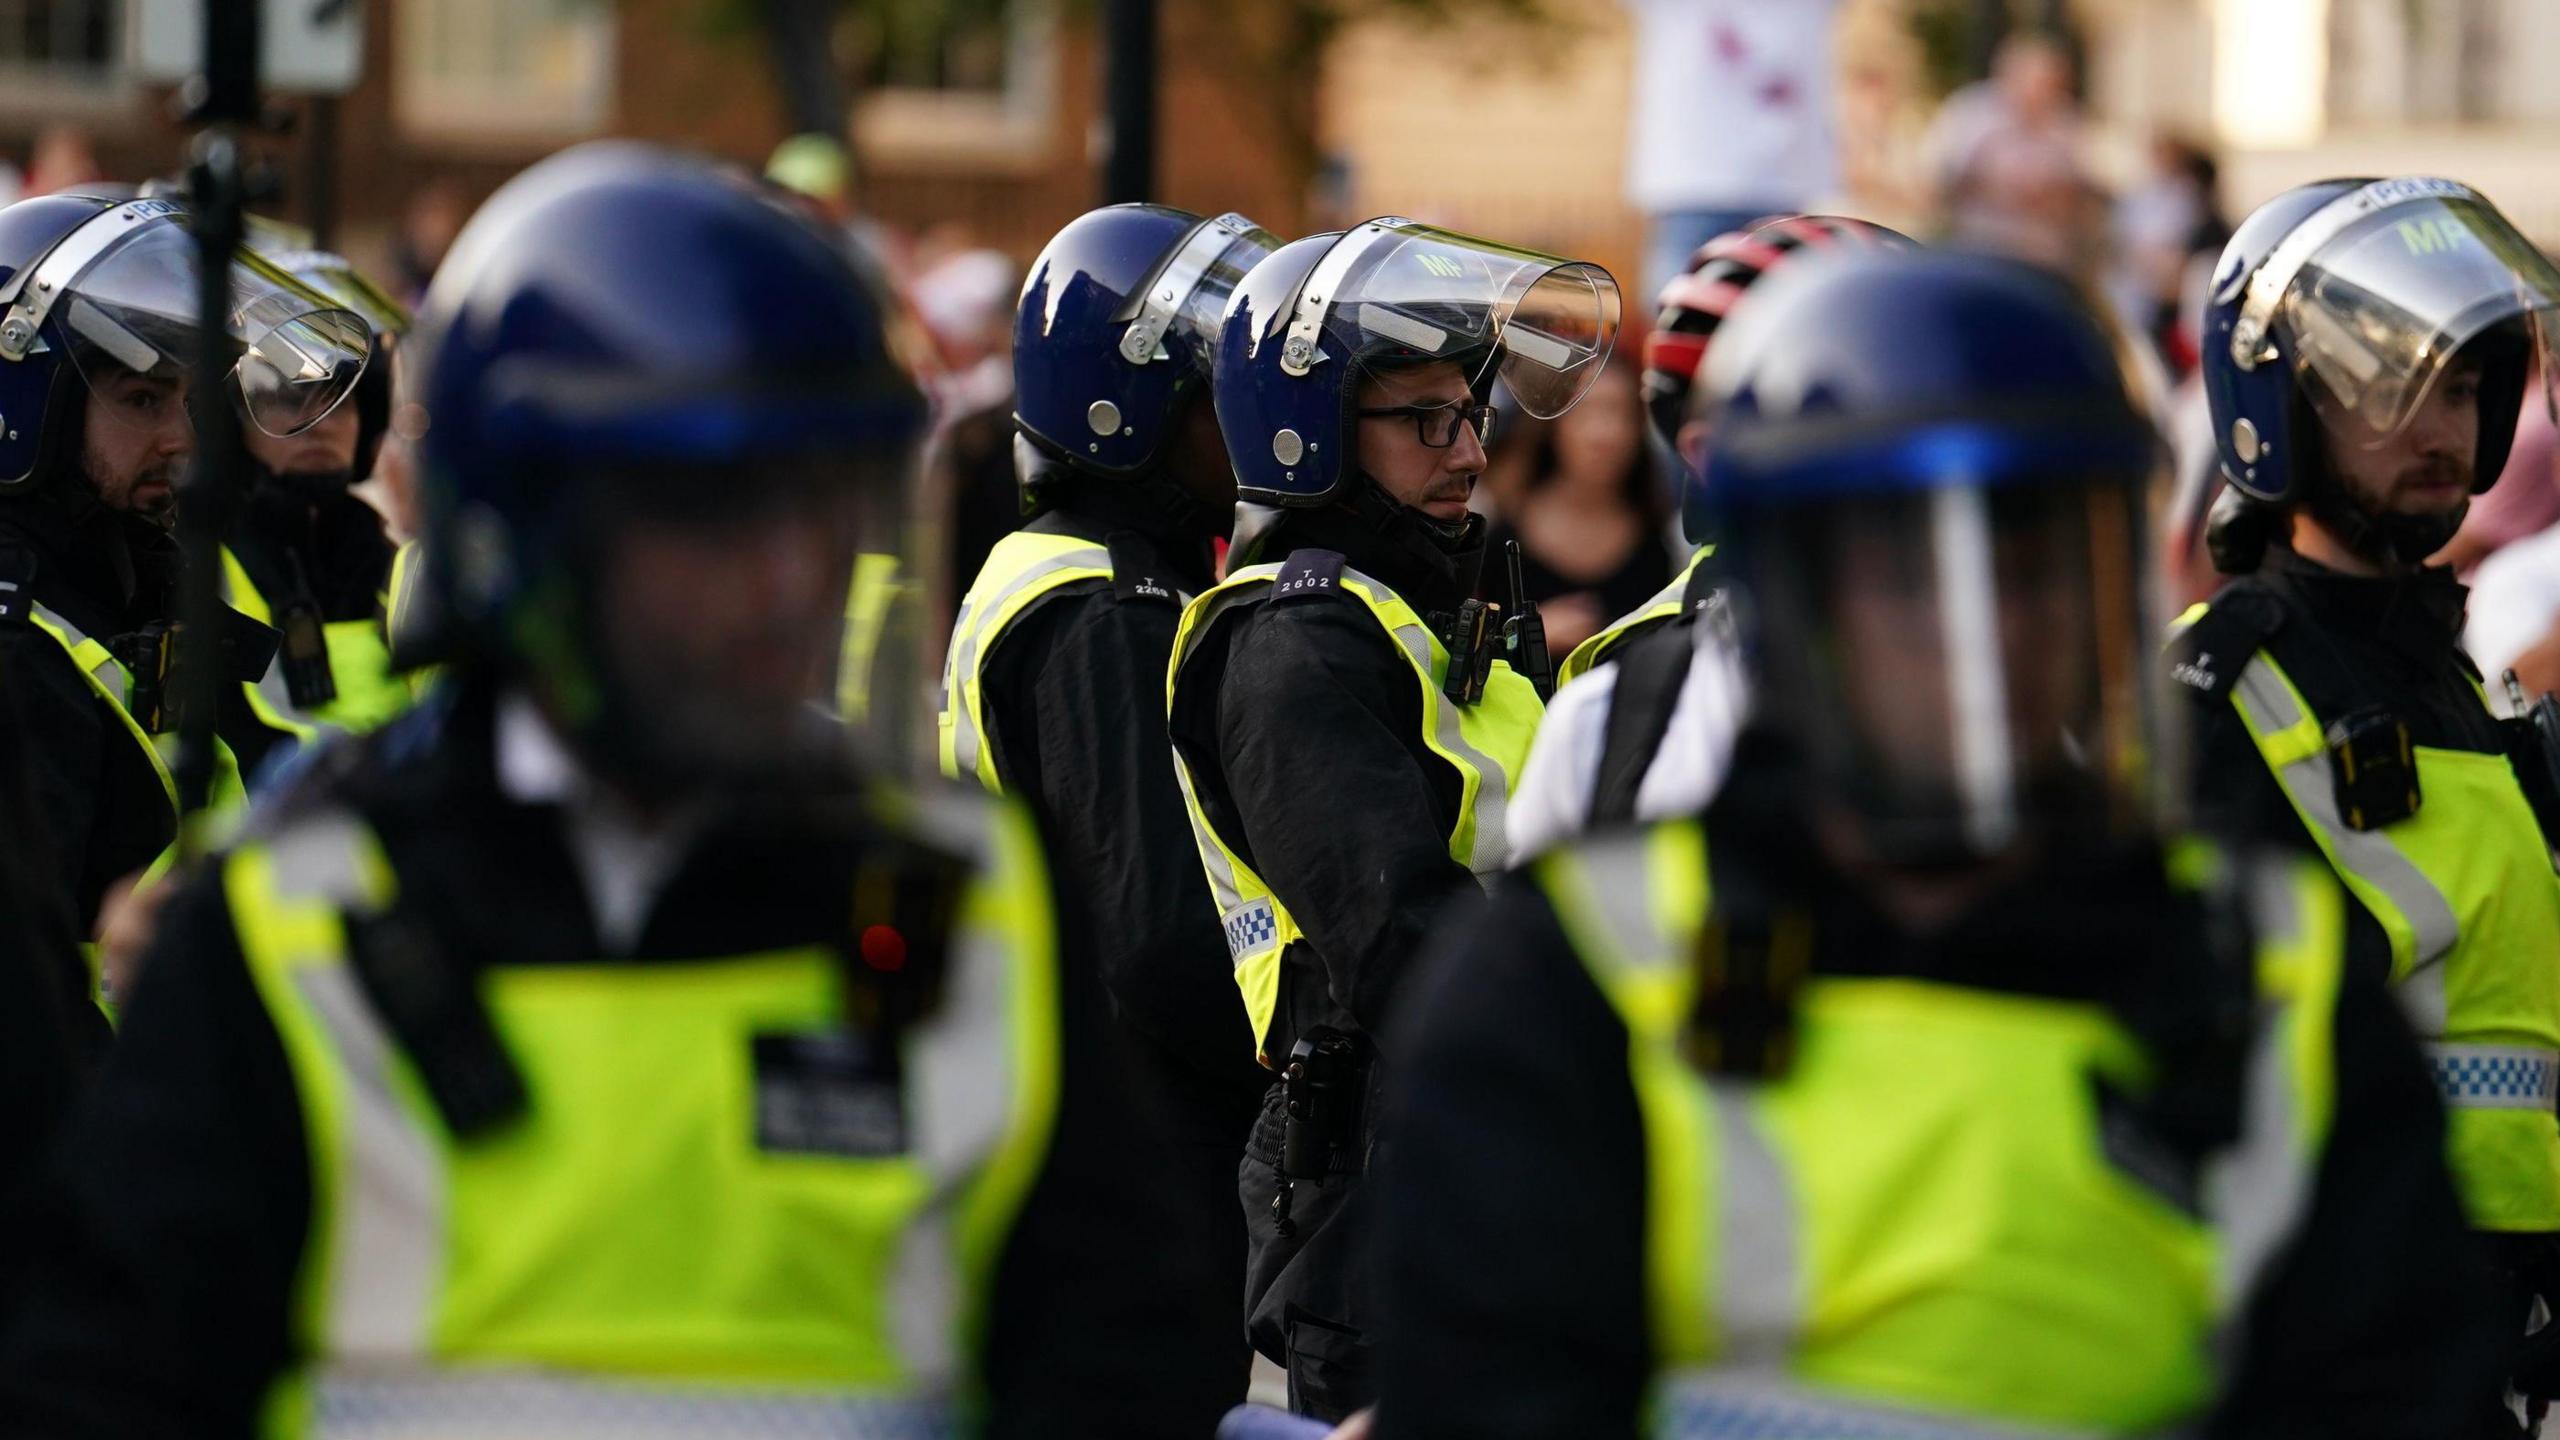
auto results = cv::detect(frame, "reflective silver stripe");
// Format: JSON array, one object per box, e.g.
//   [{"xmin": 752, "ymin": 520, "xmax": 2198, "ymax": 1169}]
[
  {"xmin": 1382, "ymin": 617, "xmax": 1513, "ymax": 874},
  {"xmin": 296, "ymin": 965, "xmax": 445, "ymax": 1356},
  {"xmin": 263, "ymin": 811, "xmax": 443, "ymax": 1355},
  {"xmin": 1564, "ymin": 828, "xmax": 1673, "ymax": 972},
  {"xmin": 943, "ymin": 546, "xmax": 1109, "ymax": 781},
  {"xmin": 1168, "ymin": 577, "xmax": 1280, "ymax": 929},
  {"xmin": 1654, "ymin": 1372, "xmax": 2104, "ymax": 1440},
  {"xmin": 2233, "ymin": 655, "xmax": 2461, "ymax": 972},
  {"xmin": 30, "ymin": 601, "xmax": 129, "ymax": 696},
  {"xmin": 2206, "ymin": 860, "xmax": 2317, "ymax": 1314},
  {"xmin": 895, "ymin": 788, "xmax": 1026, "ymax": 1387},
  {"xmin": 2427, "ymin": 1043, "xmax": 2560, "ymax": 1111},
  {"xmin": 307, "ymin": 1369, "xmax": 956, "ymax": 1439},
  {"xmin": 1706, "ymin": 1084, "xmax": 1799, "ymax": 1374}
]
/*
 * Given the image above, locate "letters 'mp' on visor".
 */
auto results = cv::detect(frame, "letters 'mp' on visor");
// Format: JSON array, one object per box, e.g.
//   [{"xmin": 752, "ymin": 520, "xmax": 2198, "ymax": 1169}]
[
  {"xmin": 12, "ymin": 207, "xmax": 372, "ymax": 440},
  {"xmin": 1273, "ymin": 219, "xmax": 1621, "ymax": 419},
  {"xmin": 2237, "ymin": 178, "xmax": 2560, "ymax": 439}
]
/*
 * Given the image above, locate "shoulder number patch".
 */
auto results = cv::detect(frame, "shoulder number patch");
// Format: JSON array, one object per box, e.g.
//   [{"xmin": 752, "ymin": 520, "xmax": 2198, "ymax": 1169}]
[{"xmin": 1271, "ymin": 548, "xmax": 1348, "ymax": 605}]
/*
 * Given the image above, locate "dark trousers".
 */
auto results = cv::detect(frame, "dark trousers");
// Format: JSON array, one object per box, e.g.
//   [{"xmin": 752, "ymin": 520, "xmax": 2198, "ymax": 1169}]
[
  {"xmin": 1238, "ymin": 1066, "xmax": 1383, "ymax": 1423},
  {"xmin": 1118, "ymin": 1022, "xmax": 1268, "ymax": 1430}
]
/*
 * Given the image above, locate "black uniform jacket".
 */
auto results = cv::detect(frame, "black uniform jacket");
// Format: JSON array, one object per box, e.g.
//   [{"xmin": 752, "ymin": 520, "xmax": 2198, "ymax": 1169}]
[
  {"xmin": 974, "ymin": 481, "xmax": 1262, "ymax": 1091},
  {"xmin": 1165, "ymin": 508, "xmax": 1486, "ymax": 1064},
  {"xmin": 0, "ymin": 498, "xmax": 190, "ymax": 935},
  {"xmin": 1376, "ymin": 772, "xmax": 2507, "ymax": 1440},
  {"xmin": 0, "ymin": 679, "xmax": 1192, "ymax": 1439}
]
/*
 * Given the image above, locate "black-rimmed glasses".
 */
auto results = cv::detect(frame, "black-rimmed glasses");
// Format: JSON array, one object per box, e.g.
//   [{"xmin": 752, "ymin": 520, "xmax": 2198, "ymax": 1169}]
[{"xmin": 1356, "ymin": 401, "xmax": 1497, "ymax": 449}]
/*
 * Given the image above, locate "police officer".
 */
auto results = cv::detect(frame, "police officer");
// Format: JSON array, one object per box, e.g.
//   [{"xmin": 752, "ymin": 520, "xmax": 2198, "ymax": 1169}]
[
  {"xmin": 226, "ymin": 243, "xmax": 412, "ymax": 737},
  {"xmin": 940, "ymin": 204, "xmax": 1280, "ymax": 1422},
  {"xmin": 1375, "ymin": 245, "xmax": 2505, "ymax": 1440},
  {"xmin": 1506, "ymin": 215, "xmax": 1907, "ymax": 863},
  {"xmin": 1165, "ymin": 220, "xmax": 1619, "ymax": 1417},
  {"xmin": 0, "ymin": 144, "xmax": 1176, "ymax": 1435},
  {"xmin": 2171, "ymin": 177, "xmax": 2560, "ymax": 1418},
  {"xmin": 0, "ymin": 193, "xmax": 366, "ymax": 947}
]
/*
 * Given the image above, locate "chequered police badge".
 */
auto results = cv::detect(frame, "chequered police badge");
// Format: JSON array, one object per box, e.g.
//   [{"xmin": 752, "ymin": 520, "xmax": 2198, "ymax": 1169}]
[
  {"xmin": 2430, "ymin": 1046, "xmax": 2560, "ymax": 1111},
  {"xmin": 1222, "ymin": 898, "xmax": 1278, "ymax": 961}
]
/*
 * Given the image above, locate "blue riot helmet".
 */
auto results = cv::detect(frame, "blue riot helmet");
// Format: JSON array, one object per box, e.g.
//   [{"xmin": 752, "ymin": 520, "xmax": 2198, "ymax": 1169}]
[
  {"xmin": 1699, "ymin": 248, "xmax": 2163, "ymax": 865},
  {"xmin": 1014, "ymin": 205, "xmax": 1280, "ymax": 479},
  {"xmin": 410, "ymin": 141, "xmax": 927, "ymax": 791},
  {"xmin": 2204, "ymin": 177, "xmax": 2560, "ymax": 565},
  {"xmin": 0, "ymin": 194, "xmax": 370, "ymax": 496},
  {"xmin": 1213, "ymin": 218, "xmax": 1621, "ymax": 532}
]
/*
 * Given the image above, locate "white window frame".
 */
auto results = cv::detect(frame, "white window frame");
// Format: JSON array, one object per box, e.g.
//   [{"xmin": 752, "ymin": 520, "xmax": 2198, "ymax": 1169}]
[
  {"xmin": 0, "ymin": 0, "xmax": 135, "ymax": 123},
  {"xmin": 394, "ymin": 0, "xmax": 615, "ymax": 148},
  {"xmin": 855, "ymin": 0, "xmax": 1058, "ymax": 172}
]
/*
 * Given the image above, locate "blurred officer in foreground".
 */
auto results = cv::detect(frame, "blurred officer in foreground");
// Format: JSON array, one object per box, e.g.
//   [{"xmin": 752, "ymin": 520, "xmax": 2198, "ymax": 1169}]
[
  {"xmin": 2174, "ymin": 177, "xmax": 2560, "ymax": 1423},
  {"xmin": 940, "ymin": 204, "xmax": 1282, "ymax": 1425},
  {"xmin": 226, "ymin": 244, "xmax": 411, "ymax": 738},
  {"xmin": 1506, "ymin": 215, "xmax": 1907, "ymax": 863},
  {"xmin": 0, "ymin": 143, "xmax": 1173, "ymax": 1437},
  {"xmin": 1376, "ymin": 248, "xmax": 2503, "ymax": 1439},
  {"xmin": 0, "ymin": 193, "xmax": 365, "ymax": 950},
  {"xmin": 1166, "ymin": 220, "xmax": 1619, "ymax": 1417}
]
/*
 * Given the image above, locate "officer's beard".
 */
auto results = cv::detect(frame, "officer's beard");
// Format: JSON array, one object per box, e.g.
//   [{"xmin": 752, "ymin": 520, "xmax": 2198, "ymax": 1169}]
[
  {"xmin": 2304, "ymin": 477, "xmax": 2468, "ymax": 571},
  {"xmin": 85, "ymin": 448, "xmax": 179, "ymax": 530}
]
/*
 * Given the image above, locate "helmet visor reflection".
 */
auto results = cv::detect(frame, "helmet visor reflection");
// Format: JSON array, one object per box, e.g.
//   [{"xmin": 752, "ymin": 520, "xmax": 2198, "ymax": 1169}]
[
  {"xmin": 1298, "ymin": 220, "xmax": 1622, "ymax": 420},
  {"xmin": 2278, "ymin": 192, "xmax": 2560, "ymax": 440},
  {"xmin": 56, "ymin": 222, "xmax": 371, "ymax": 441}
]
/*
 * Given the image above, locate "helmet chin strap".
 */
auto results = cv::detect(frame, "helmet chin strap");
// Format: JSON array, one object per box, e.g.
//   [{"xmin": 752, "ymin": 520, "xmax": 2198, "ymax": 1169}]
[{"xmin": 2303, "ymin": 478, "xmax": 2467, "ymax": 570}]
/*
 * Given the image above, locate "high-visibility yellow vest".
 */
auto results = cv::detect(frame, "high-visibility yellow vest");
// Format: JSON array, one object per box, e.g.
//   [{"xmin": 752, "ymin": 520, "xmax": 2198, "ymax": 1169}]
[
  {"xmin": 228, "ymin": 793, "xmax": 1062, "ymax": 1437},
  {"xmin": 841, "ymin": 551, "xmax": 905, "ymax": 724},
  {"xmin": 1167, "ymin": 555, "xmax": 1544, "ymax": 1058},
  {"xmin": 24, "ymin": 600, "xmax": 247, "ymax": 824},
  {"xmin": 1538, "ymin": 819, "xmax": 2343, "ymax": 1437},
  {"xmin": 937, "ymin": 532, "xmax": 1123, "ymax": 793},
  {"xmin": 220, "ymin": 546, "xmax": 412, "ymax": 737},
  {"xmin": 2175, "ymin": 602, "xmax": 2560, "ymax": 1231},
  {"xmin": 1557, "ymin": 545, "xmax": 1712, "ymax": 688}
]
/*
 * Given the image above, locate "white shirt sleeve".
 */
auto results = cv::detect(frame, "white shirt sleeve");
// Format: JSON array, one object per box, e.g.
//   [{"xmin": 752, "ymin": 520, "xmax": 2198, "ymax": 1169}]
[
  {"xmin": 1633, "ymin": 626, "xmax": 1753, "ymax": 822},
  {"xmin": 1506, "ymin": 664, "xmax": 1620, "ymax": 867},
  {"xmin": 2465, "ymin": 526, "xmax": 2560, "ymax": 714}
]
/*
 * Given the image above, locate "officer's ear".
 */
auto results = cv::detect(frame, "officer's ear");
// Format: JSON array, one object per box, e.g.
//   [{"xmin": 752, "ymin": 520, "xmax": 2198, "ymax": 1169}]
[{"xmin": 1677, "ymin": 418, "xmax": 1712, "ymax": 486}]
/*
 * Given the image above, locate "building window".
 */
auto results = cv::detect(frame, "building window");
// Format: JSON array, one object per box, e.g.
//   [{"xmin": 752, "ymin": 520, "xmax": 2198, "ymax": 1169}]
[
  {"xmin": 0, "ymin": 0, "xmax": 111, "ymax": 73},
  {"xmin": 844, "ymin": 0, "xmax": 1056, "ymax": 168},
  {"xmin": 396, "ymin": 0, "xmax": 614, "ymax": 144}
]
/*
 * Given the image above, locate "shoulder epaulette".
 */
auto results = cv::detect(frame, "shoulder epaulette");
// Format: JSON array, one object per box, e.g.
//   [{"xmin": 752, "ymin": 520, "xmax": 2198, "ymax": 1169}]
[
  {"xmin": 1269, "ymin": 548, "xmax": 1349, "ymax": 605},
  {"xmin": 1103, "ymin": 531, "xmax": 1181, "ymax": 607},
  {"xmin": 2167, "ymin": 586, "xmax": 2286, "ymax": 701}
]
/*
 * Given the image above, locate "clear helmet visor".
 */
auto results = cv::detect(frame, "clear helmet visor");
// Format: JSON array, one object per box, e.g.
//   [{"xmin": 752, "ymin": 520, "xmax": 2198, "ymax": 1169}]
[
  {"xmin": 2272, "ymin": 193, "xmax": 2560, "ymax": 441},
  {"xmin": 56, "ymin": 222, "xmax": 371, "ymax": 442},
  {"xmin": 549, "ymin": 445, "xmax": 919, "ymax": 786},
  {"xmin": 1741, "ymin": 475, "xmax": 2158, "ymax": 862},
  {"xmin": 1281, "ymin": 220, "xmax": 1621, "ymax": 419},
  {"xmin": 1120, "ymin": 212, "xmax": 1282, "ymax": 372}
]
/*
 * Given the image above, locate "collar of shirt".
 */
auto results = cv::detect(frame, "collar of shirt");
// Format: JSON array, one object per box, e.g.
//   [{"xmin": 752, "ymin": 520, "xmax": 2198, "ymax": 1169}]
[{"xmin": 493, "ymin": 692, "xmax": 699, "ymax": 955}]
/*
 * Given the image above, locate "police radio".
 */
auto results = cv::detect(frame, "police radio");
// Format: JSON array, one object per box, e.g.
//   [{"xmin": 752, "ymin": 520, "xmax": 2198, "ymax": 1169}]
[
  {"xmin": 1501, "ymin": 539, "xmax": 1553, "ymax": 700},
  {"xmin": 2504, "ymin": 671, "xmax": 2560, "ymax": 856}
]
